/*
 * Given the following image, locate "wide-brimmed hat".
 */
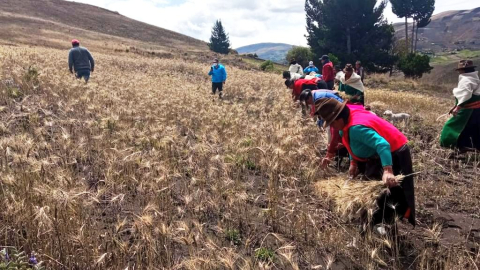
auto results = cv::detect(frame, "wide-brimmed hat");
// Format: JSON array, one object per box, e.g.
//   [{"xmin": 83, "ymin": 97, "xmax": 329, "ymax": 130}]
[
  {"xmin": 314, "ymin": 98, "xmax": 347, "ymax": 127},
  {"xmin": 456, "ymin": 60, "xmax": 476, "ymax": 70}
]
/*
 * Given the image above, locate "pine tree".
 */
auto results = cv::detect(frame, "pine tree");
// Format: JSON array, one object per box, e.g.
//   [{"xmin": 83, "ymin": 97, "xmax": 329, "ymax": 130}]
[
  {"xmin": 305, "ymin": 0, "xmax": 325, "ymax": 58},
  {"xmin": 305, "ymin": 0, "xmax": 395, "ymax": 72},
  {"xmin": 209, "ymin": 20, "xmax": 231, "ymax": 54}
]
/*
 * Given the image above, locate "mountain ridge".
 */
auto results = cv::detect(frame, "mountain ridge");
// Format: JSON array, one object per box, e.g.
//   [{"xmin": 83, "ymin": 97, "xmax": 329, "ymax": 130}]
[
  {"xmin": 236, "ymin": 43, "xmax": 293, "ymax": 64},
  {"xmin": 394, "ymin": 7, "xmax": 480, "ymax": 53},
  {"xmin": 0, "ymin": 0, "xmax": 208, "ymax": 52}
]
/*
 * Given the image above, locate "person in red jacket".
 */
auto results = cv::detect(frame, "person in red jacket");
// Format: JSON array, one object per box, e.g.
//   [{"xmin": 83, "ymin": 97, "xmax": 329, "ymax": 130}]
[
  {"xmin": 320, "ymin": 55, "xmax": 335, "ymax": 90},
  {"xmin": 285, "ymin": 78, "xmax": 318, "ymax": 101}
]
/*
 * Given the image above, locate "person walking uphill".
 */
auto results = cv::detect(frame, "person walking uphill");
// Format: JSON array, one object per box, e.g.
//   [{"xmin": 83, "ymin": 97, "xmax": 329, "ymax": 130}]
[
  {"xmin": 440, "ymin": 60, "xmax": 480, "ymax": 152},
  {"xmin": 68, "ymin": 39, "xmax": 94, "ymax": 82},
  {"xmin": 314, "ymin": 98, "xmax": 416, "ymax": 228},
  {"xmin": 320, "ymin": 55, "xmax": 335, "ymax": 90},
  {"xmin": 208, "ymin": 58, "xmax": 227, "ymax": 99}
]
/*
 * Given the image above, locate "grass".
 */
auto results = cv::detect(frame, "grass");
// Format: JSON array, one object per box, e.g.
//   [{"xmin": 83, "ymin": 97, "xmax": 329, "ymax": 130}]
[
  {"xmin": 430, "ymin": 50, "xmax": 480, "ymax": 65},
  {"xmin": 242, "ymin": 57, "xmax": 287, "ymax": 74},
  {"xmin": 0, "ymin": 44, "xmax": 479, "ymax": 269}
]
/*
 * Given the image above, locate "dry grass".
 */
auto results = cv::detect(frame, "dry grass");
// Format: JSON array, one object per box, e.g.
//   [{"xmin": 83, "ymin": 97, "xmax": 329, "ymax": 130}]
[{"xmin": 0, "ymin": 44, "xmax": 479, "ymax": 269}]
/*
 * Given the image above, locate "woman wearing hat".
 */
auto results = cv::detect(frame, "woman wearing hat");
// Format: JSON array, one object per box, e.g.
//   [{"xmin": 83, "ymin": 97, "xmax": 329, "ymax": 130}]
[
  {"xmin": 299, "ymin": 90, "xmax": 345, "ymax": 165},
  {"xmin": 440, "ymin": 60, "xmax": 480, "ymax": 151},
  {"xmin": 338, "ymin": 64, "xmax": 365, "ymax": 105},
  {"xmin": 315, "ymin": 98, "xmax": 415, "ymax": 227}
]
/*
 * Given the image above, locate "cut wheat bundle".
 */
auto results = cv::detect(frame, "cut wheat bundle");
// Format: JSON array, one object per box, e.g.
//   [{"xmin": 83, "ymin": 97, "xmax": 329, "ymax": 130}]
[{"xmin": 315, "ymin": 175, "xmax": 406, "ymax": 222}]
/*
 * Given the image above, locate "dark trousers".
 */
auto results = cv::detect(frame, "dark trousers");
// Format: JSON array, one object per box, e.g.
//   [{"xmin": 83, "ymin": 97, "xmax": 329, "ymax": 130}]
[
  {"xmin": 358, "ymin": 145, "xmax": 416, "ymax": 226},
  {"xmin": 458, "ymin": 108, "xmax": 480, "ymax": 150},
  {"xmin": 76, "ymin": 69, "xmax": 90, "ymax": 82},
  {"xmin": 212, "ymin": 82, "xmax": 223, "ymax": 94},
  {"xmin": 317, "ymin": 80, "xmax": 328, "ymax": 90},
  {"xmin": 326, "ymin": 80, "xmax": 334, "ymax": 90}
]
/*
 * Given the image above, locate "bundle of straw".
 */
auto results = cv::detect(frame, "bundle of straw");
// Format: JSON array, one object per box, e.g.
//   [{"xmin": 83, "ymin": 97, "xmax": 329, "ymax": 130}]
[{"xmin": 315, "ymin": 176, "xmax": 387, "ymax": 221}]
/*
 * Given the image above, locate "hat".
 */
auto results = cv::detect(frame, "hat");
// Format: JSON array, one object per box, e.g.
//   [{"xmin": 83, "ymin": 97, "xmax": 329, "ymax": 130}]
[
  {"xmin": 213, "ymin": 58, "xmax": 219, "ymax": 63},
  {"xmin": 309, "ymin": 61, "xmax": 314, "ymax": 66},
  {"xmin": 344, "ymin": 64, "xmax": 354, "ymax": 72},
  {"xmin": 71, "ymin": 39, "xmax": 80, "ymax": 45},
  {"xmin": 456, "ymin": 60, "xmax": 476, "ymax": 70},
  {"xmin": 320, "ymin": 55, "xmax": 329, "ymax": 61},
  {"xmin": 314, "ymin": 98, "xmax": 347, "ymax": 127}
]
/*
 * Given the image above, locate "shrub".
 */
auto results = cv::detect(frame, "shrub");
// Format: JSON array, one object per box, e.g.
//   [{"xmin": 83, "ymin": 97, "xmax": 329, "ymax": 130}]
[
  {"xmin": 260, "ymin": 60, "xmax": 275, "ymax": 72},
  {"xmin": 286, "ymin": 46, "xmax": 314, "ymax": 68},
  {"xmin": 328, "ymin": 53, "xmax": 340, "ymax": 68},
  {"xmin": 397, "ymin": 53, "xmax": 433, "ymax": 79}
]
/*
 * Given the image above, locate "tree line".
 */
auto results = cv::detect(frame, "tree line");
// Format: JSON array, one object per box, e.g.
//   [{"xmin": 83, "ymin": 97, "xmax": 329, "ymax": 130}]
[
  {"xmin": 208, "ymin": 0, "xmax": 435, "ymax": 78},
  {"xmin": 305, "ymin": 0, "xmax": 435, "ymax": 77}
]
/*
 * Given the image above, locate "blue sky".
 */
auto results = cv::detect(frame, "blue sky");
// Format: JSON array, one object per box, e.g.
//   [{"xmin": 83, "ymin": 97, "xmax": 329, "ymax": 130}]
[{"xmin": 67, "ymin": 0, "xmax": 479, "ymax": 48}]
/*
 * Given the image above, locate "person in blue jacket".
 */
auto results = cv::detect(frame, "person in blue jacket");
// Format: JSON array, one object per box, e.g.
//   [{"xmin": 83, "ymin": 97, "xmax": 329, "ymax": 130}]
[
  {"xmin": 208, "ymin": 58, "xmax": 227, "ymax": 99},
  {"xmin": 304, "ymin": 61, "xmax": 320, "ymax": 75}
]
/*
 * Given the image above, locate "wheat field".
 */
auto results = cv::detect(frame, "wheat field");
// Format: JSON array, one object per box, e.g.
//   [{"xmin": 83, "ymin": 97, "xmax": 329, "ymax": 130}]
[{"xmin": 0, "ymin": 45, "xmax": 479, "ymax": 269}]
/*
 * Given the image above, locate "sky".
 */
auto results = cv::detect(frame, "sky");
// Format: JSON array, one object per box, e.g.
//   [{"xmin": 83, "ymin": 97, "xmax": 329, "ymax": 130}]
[{"xmin": 67, "ymin": 0, "xmax": 479, "ymax": 48}]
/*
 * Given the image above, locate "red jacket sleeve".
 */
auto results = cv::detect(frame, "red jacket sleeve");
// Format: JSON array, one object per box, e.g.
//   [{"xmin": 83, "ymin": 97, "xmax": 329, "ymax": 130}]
[
  {"xmin": 293, "ymin": 81, "xmax": 303, "ymax": 100},
  {"xmin": 327, "ymin": 126, "xmax": 342, "ymax": 154}
]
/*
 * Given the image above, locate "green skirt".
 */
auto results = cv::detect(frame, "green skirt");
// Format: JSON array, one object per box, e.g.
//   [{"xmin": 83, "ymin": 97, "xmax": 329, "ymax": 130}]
[{"xmin": 440, "ymin": 95, "xmax": 480, "ymax": 148}]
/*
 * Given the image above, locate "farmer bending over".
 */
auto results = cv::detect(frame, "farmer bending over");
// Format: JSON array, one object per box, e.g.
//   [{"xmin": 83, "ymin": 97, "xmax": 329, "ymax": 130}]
[
  {"xmin": 314, "ymin": 98, "xmax": 415, "ymax": 228},
  {"xmin": 299, "ymin": 90, "xmax": 346, "ymax": 165},
  {"xmin": 68, "ymin": 39, "xmax": 95, "ymax": 83},
  {"xmin": 285, "ymin": 77, "xmax": 318, "ymax": 101}
]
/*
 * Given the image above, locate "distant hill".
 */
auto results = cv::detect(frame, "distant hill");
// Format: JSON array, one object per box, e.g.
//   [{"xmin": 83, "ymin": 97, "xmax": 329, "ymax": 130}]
[
  {"xmin": 394, "ymin": 7, "xmax": 480, "ymax": 53},
  {"xmin": 236, "ymin": 43, "xmax": 293, "ymax": 64},
  {"xmin": 0, "ymin": 0, "xmax": 208, "ymax": 52}
]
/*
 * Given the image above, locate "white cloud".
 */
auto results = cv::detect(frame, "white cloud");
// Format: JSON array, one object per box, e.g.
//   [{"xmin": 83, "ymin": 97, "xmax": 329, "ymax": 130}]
[{"xmin": 67, "ymin": 0, "xmax": 480, "ymax": 47}]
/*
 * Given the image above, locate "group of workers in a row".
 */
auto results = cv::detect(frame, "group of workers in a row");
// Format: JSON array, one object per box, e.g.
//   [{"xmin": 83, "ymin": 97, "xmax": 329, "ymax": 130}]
[
  {"xmin": 282, "ymin": 57, "xmax": 480, "ymax": 231},
  {"xmin": 282, "ymin": 56, "xmax": 415, "ymax": 230}
]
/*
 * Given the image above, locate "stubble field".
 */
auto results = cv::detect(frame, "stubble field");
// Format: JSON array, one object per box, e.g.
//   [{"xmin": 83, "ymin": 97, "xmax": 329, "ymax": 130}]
[{"xmin": 0, "ymin": 45, "xmax": 479, "ymax": 269}]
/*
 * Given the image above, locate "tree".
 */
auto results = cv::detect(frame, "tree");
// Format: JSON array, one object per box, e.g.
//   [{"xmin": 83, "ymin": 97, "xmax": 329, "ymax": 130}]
[
  {"xmin": 305, "ymin": 0, "xmax": 325, "ymax": 59},
  {"xmin": 305, "ymin": 0, "xmax": 396, "ymax": 72},
  {"xmin": 209, "ymin": 20, "xmax": 231, "ymax": 54},
  {"xmin": 286, "ymin": 46, "xmax": 314, "ymax": 68},
  {"xmin": 390, "ymin": 0, "xmax": 414, "ymax": 50},
  {"xmin": 260, "ymin": 60, "xmax": 275, "ymax": 72},
  {"xmin": 412, "ymin": 0, "xmax": 435, "ymax": 52},
  {"xmin": 397, "ymin": 53, "xmax": 433, "ymax": 78}
]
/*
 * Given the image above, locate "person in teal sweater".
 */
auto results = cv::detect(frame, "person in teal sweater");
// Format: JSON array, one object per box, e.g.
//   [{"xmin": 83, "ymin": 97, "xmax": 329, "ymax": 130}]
[{"xmin": 314, "ymin": 98, "xmax": 415, "ymax": 229}]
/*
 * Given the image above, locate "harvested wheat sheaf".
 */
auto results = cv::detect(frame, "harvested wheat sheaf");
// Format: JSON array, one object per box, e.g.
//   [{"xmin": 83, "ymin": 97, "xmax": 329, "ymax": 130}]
[{"xmin": 315, "ymin": 176, "xmax": 385, "ymax": 221}]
